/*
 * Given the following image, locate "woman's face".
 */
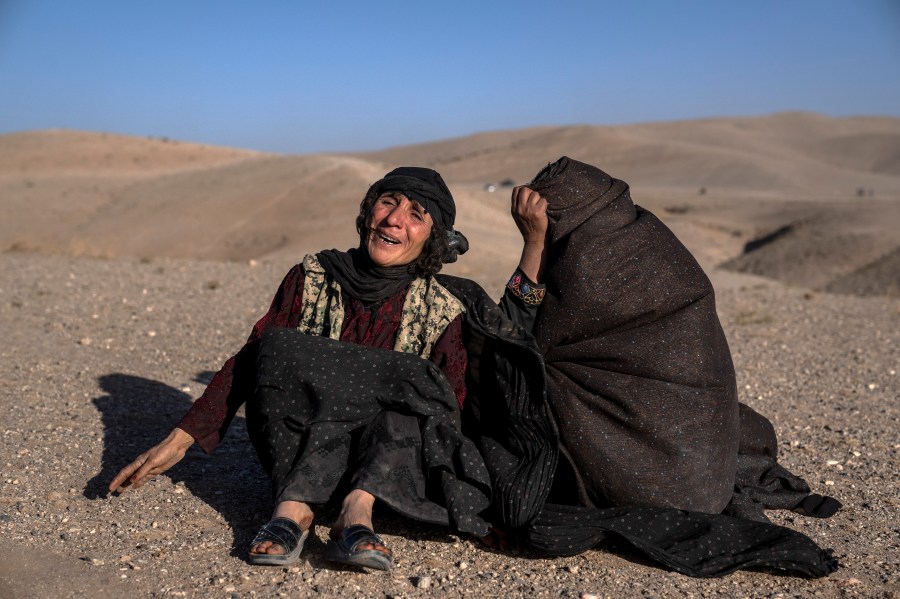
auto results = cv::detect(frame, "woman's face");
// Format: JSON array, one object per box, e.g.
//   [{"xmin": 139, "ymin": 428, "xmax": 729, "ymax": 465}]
[{"xmin": 366, "ymin": 193, "xmax": 434, "ymax": 267}]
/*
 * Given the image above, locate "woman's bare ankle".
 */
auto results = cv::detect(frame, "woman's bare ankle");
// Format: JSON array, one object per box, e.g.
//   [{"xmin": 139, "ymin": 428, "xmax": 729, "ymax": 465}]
[
  {"xmin": 272, "ymin": 500, "xmax": 314, "ymax": 530},
  {"xmin": 331, "ymin": 489, "xmax": 376, "ymax": 536}
]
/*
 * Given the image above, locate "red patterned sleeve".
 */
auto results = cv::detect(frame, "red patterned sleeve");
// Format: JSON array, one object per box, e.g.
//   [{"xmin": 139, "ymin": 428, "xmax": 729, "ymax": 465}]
[
  {"xmin": 428, "ymin": 314, "xmax": 468, "ymax": 408},
  {"xmin": 177, "ymin": 264, "xmax": 306, "ymax": 453}
]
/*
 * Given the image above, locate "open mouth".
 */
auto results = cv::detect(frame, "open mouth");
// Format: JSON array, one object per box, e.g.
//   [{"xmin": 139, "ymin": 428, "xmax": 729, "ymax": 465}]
[{"xmin": 376, "ymin": 231, "xmax": 400, "ymax": 245}]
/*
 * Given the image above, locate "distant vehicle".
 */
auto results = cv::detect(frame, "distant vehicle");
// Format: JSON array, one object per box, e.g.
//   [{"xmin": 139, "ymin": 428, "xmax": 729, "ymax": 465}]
[{"xmin": 499, "ymin": 178, "xmax": 516, "ymax": 187}]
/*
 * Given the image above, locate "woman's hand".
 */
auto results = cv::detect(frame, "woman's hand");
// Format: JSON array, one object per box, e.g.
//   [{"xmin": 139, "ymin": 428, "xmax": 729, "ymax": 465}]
[
  {"xmin": 108, "ymin": 427, "xmax": 194, "ymax": 494},
  {"xmin": 511, "ymin": 186, "xmax": 549, "ymax": 245},
  {"xmin": 511, "ymin": 186, "xmax": 549, "ymax": 282}
]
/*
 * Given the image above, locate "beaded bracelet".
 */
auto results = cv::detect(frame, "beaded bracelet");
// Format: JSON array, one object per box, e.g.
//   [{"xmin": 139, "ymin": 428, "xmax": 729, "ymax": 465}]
[{"xmin": 507, "ymin": 269, "xmax": 546, "ymax": 305}]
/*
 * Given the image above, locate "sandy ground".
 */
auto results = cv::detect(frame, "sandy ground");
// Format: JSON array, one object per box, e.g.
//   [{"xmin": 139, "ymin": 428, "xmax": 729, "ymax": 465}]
[
  {"xmin": 1, "ymin": 252, "xmax": 898, "ymax": 598},
  {"xmin": 1, "ymin": 115, "xmax": 898, "ymax": 596}
]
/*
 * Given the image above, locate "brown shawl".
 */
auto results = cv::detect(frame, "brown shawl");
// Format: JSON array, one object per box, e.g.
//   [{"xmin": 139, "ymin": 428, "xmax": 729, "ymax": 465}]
[{"xmin": 530, "ymin": 156, "xmax": 739, "ymax": 512}]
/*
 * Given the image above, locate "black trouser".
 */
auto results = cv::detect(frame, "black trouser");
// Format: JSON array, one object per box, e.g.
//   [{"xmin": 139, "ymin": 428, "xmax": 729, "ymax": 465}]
[{"xmin": 245, "ymin": 328, "xmax": 492, "ymax": 536}]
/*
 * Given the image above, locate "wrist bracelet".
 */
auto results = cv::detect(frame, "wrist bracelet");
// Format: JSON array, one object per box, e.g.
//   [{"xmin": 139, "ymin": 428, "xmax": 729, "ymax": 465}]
[{"xmin": 507, "ymin": 269, "xmax": 546, "ymax": 305}]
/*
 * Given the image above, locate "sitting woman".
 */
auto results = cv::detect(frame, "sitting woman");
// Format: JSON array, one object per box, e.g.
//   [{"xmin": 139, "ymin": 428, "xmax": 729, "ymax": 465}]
[{"xmin": 108, "ymin": 167, "xmax": 555, "ymax": 570}]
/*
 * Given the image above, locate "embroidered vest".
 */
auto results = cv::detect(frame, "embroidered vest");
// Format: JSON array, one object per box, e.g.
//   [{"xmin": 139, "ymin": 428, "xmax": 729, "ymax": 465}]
[{"xmin": 298, "ymin": 254, "xmax": 465, "ymax": 359}]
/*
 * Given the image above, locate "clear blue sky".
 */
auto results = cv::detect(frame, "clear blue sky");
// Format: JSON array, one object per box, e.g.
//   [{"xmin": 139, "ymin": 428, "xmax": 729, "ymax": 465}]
[{"xmin": 1, "ymin": 0, "xmax": 898, "ymax": 153}]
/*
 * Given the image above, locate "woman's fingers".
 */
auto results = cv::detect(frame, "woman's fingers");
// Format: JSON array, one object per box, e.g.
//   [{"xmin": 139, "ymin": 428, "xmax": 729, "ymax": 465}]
[
  {"xmin": 108, "ymin": 455, "xmax": 147, "ymax": 493},
  {"xmin": 512, "ymin": 186, "xmax": 539, "ymax": 214},
  {"xmin": 512, "ymin": 186, "xmax": 547, "ymax": 217},
  {"xmin": 128, "ymin": 455, "xmax": 162, "ymax": 489},
  {"xmin": 107, "ymin": 430, "xmax": 191, "ymax": 493},
  {"xmin": 511, "ymin": 186, "xmax": 549, "ymax": 243}
]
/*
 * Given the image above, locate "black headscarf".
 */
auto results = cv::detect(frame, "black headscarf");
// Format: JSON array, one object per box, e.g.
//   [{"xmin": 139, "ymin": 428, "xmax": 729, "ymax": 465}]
[{"xmin": 367, "ymin": 167, "xmax": 456, "ymax": 230}]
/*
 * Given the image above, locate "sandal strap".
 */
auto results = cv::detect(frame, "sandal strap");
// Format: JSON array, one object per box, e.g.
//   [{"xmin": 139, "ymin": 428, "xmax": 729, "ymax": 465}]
[
  {"xmin": 340, "ymin": 524, "xmax": 386, "ymax": 552},
  {"xmin": 251, "ymin": 517, "xmax": 304, "ymax": 550}
]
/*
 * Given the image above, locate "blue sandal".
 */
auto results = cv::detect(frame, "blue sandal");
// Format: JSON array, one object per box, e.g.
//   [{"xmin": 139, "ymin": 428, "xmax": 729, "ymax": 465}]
[
  {"xmin": 247, "ymin": 517, "xmax": 309, "ymax": 566},
  {"xmin": 324, "ymin": 524, "xmax": 393, "ymax": 570}
]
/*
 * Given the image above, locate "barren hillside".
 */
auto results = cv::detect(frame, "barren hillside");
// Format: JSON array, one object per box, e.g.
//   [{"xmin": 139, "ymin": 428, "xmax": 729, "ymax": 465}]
[{"xmin": 2, "ymin": 113, "xmax": 898, "ymax": 296}]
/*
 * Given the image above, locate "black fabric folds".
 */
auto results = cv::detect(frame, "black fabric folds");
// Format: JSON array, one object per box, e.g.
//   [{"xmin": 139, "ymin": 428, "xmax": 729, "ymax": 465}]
[
  {"xmin": 437, "ymin": 275, "xmax": 559, "ymax": 528},
  {"xmin": 241, "ymin": 267, "xmax": 840, "ymax": 578},
  {"xmin": 724, "ymin": 403, "xmax": 842, "ymax": 521},
  {"xmin": 527, "ymin": 504, "xmax": 838, "ymax": 578},
  {"xmin": 316, "ymin": 248, "xmax": 415, "ymax": 304},
  {"xmin": 248, "ymin": 328, "xmax": 493, "ymax": 536},
  {"xmin": 437, "ymin": 275, "xmax": 838, "ymax": 578}
]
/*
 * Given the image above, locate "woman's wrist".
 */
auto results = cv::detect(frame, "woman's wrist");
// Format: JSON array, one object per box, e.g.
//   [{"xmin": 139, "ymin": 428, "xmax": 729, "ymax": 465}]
[
  {"xmin": 518, "ymin": 240, "xmax": 547, "ymax": 284},
  {"xmin": 169, "ymin": 427, "xmax": 196, "ymax": 450},
  {"xmin": 507, "ymin": 268, "xmax": 546, "ymax": 306}
]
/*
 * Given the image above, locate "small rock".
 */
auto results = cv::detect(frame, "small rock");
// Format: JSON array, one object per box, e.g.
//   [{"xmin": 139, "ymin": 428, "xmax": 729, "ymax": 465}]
[
  {"xmin": 458, "ymin": 561, "xmax": 468, "ymax": 570},
  {"xmin": 415, "ymin": 576, "xmax": 432, "ymax": 589},
  {"xmin": 566, "ymin": 565, "xmax": 580, "ymax": 574},
  {"xmin": 825, "ymin": 480, "xmax": 835, "ymax": 486},
  {"xmin": 287, "ymin": 566, "xmax": 300, "ymax": 573},
  {"xmin": 581, "ymin": 594, "xmax": 599, "ymax": 599},
  {"xmin": 79, "ymin": 337, "xmax": 92, "ymax": 346}
]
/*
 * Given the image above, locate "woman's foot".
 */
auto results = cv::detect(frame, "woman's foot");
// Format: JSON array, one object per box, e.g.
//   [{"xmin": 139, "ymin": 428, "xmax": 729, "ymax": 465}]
[
  {"xmin": 250, "ymin": 500, "xmax": 314, "ymax": 556},
  {"xmin": 329, "ymin": 489, "xmax": 391, "ymax": 559}
]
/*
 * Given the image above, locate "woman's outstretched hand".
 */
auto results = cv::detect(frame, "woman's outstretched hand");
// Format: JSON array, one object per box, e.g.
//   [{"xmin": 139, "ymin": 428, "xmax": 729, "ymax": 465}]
[
  {"xmin": 511, "ymin": 186, "xmax": 549, "ymax": 283},
  {"xmin": 108, "ymin": 427, "xmax": 194, "ymax": 494}
]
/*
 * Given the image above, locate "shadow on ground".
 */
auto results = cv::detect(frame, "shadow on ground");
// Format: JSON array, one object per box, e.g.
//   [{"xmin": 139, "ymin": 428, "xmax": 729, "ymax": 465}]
[
  {"xmin": 84, "ymin": 373, "xmax": 271, "ymax": 558},
  {"xmin": 84, "ymin": 373, "xmax": 464, "ymax": 565}
]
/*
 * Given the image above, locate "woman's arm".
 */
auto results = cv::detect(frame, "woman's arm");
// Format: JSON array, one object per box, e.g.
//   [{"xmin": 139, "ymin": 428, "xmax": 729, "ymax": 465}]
[
  {"xmin": 107, "ymin": 265, "xmax": 306, "ymax": 494},
  {"xmin": 511, "ymin": 185, "xmax": 549, "ymax": 283},
  {"xmin": 500, "ymin": 186, "xmax": 549, "ymax": 331},
  {"xmin": 177, "ymin": 263, "xmax": 306, "ymax": 453}
]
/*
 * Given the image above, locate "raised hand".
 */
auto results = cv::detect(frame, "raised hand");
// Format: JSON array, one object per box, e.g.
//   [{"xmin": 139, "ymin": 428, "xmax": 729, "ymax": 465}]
[{"xmin": 510, "ymin": 186, "xmax": 549, "ymax": 282}]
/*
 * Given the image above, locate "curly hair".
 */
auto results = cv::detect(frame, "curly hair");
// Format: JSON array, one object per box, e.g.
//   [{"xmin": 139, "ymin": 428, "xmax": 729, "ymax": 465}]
[{"xmin": 355, "ymin": 190, "xmax": 453, "ymax": 278}]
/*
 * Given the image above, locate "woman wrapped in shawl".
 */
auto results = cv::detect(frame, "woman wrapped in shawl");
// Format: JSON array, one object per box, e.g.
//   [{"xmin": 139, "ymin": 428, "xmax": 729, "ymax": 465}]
[{"xmin": 524, "ymin": 156, "xmax": 839, "ymax": 522}]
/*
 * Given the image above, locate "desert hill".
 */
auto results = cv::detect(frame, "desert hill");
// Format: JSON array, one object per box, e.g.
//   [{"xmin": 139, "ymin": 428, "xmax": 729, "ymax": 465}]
[
  {"xmin": 2, "ymin": 114, "xmax": 899, "ymax": 296},
  {"xmin": 0, "ymin": 129, "xmax": 264, "ymax": 176},
  {"xmin": 353, "ymin": 112, "xmax": 900, "ymax": 195}
]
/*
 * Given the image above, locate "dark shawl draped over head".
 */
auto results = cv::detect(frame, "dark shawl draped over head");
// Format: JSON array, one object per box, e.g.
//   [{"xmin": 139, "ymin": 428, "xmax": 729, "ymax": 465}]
[
  {"xmin": 512, "ymin": 156, "xmax": 838, "ymax": 576},
  {"xmin": 529, "ymin": 156, "xmax": 740, "ymax": 513}
]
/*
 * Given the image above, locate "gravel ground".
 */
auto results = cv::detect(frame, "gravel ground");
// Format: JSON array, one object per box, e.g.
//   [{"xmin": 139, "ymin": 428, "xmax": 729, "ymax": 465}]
[{"xmin": 1, "ymin": 252, "xmax": 897, "ymax": 598}]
